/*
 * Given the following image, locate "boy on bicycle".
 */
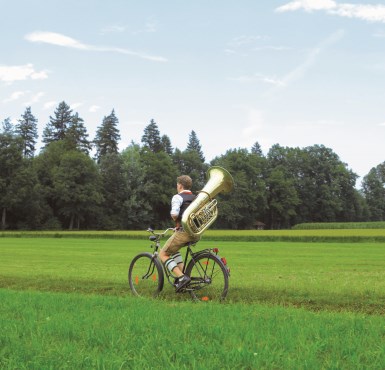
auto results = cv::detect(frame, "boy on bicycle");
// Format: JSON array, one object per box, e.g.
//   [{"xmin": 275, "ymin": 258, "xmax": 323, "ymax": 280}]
[{"xmin": 159, "ymin": 175, "xmax": 200, "ymax": 292}]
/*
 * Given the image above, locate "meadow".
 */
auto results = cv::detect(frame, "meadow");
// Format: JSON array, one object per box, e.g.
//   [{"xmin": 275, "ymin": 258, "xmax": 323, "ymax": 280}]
[
  {"xmin": 1, "ymin": 233, "xmax": 385, "ymax": 368},
  {"xmin": 3, "ymin": 227, "xmax": 385, "ymax": 242}
]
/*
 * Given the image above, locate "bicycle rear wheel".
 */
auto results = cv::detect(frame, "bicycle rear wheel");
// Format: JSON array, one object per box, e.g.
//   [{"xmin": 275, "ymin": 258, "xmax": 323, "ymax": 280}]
[
  {"xmin": 128, "ymin": 252, "xmax": 164, "ymax": 298},
  {"xmin": 185, "ymin": 253, "xmax": 229, "ymax": 302}
]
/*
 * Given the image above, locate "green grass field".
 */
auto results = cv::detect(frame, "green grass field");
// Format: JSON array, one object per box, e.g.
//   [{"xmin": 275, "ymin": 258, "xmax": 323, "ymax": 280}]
[
  {"xmin": 1, "ymin": 236, "xmax": 385, "ymax": 368},
  {"xmin": 3, "ymin": 228, "xmax": 385, "ymax": 242}
]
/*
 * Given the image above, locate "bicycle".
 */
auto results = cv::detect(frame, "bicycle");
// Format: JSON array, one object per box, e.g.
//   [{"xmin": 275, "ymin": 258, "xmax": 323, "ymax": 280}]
[{"xmin": 128, "ymin": 227, "xmax": 230, "ymax": 302}]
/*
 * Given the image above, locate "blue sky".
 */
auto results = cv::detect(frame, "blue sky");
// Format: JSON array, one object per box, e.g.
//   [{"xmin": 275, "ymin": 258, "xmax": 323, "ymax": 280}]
[{"xmin": 2, "ymin": 0, "xmax": 385, "ymax": 183}]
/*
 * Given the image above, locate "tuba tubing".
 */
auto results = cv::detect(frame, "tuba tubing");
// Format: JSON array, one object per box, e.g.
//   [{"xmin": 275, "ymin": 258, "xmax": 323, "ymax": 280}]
[{"xmin": 181, "ymin": 166, "xmax": 234, "ymax": 236}]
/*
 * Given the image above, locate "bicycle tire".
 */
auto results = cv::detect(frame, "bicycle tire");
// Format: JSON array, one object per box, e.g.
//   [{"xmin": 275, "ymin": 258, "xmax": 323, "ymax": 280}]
[
  {"xmin": 185, "ymin": 252, "xmax": 229, "ymax": 302},
  {"xmin": 128, "ymin": 252, "xmax": 164, "ymax": 298}
]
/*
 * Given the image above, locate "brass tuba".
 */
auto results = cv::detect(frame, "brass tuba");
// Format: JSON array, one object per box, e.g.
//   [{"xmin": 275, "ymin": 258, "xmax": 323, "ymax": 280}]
[{"xmin": 181, "ymin": 166, "xmax": 234, "ymax": 236}]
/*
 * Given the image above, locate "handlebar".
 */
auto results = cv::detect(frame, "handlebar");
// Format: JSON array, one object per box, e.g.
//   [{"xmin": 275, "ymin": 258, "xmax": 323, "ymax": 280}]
[{"xmin": 147, "ymin": 227, "xmax": 174, "ymax": 238}]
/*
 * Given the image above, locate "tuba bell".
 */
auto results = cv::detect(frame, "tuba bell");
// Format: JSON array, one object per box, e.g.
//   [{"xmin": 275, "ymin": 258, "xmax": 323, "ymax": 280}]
[{"xmin": 181, "ymin": 166, "xmax": 234, "ymax": 236}]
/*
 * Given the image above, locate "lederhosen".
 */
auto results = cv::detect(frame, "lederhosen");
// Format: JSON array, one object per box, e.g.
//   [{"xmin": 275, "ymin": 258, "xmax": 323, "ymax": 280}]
[{"xmin": 162, "ymin": 191, "xmax": 198, "ymax": 258}]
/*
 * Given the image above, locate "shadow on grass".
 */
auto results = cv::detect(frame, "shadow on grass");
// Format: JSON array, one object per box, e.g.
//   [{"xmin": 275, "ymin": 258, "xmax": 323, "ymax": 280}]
[
  {"xmin": 0, "ymin": 275, "xmax": 195, "ymax": 303},
  {"xmin": 2, "ymin": 275, "xmax": 385, "ymax": 315},
  {"xmin": 226, "ymin": 286, "xmax": 385, "ymax": 315}
]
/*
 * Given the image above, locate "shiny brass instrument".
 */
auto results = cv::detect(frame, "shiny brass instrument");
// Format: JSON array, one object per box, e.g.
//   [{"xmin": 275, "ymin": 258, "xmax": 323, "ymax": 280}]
[{"xmin": 181, "ymin": 166, "xmax": 234, "ymax": 236}]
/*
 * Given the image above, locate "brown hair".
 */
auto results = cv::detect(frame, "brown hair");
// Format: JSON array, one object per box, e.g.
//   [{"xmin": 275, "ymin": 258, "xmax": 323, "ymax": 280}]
[{"xmin": 177, "ymin": 175, "xmax": 192, "ymax": 190}]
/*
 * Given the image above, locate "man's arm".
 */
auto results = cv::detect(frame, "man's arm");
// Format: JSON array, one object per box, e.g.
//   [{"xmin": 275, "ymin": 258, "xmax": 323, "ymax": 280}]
[{"xmin": 170, "ymin": 194, "xmax": 183, "ymax": 223}]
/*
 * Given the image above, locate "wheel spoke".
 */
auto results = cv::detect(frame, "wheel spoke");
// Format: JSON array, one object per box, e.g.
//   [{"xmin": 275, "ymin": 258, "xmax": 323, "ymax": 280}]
[{"xmin": 186, "ymin": 253, "xmax": 228, "ymax": 302}]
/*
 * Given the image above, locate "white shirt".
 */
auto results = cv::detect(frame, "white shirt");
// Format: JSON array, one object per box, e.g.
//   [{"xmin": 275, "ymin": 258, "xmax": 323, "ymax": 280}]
[{"xmin": 170, "ymin": 190, "xmax": 192, "ymax": 217}]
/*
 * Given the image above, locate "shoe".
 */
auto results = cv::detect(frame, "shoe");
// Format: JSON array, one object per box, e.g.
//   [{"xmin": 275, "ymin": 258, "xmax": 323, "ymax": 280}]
[{"xmin": 174, "ymin": 275, "xmax": 191, "ymax": 292}]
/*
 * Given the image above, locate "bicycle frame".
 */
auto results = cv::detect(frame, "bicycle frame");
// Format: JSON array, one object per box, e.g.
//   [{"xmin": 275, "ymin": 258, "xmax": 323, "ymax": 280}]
[{"xmin": 147, "ymin": 228, "xmax": 223, "ymax": 290}]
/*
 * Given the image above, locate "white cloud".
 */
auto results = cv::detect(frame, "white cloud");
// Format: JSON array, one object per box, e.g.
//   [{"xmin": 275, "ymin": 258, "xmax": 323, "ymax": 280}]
[
  {"xmin": 100, "ymin": 25, "xmax": 126, "ymax": 34},
  {"xmin": 25, "ymin": 31, "xmax": 87, "ymax": 49},
  {"xmin": 331, "ymin": 4, "xmax": 385, "ymax": 22},
  {"xmin": 276, "ymin": 1, "xmax": 385, "ymax": 23},
  {"xmin": 0, "ymin": 63, "xmax": 48, "ymax": 83},
  {"xmin": 230, "ymin": 29, "xmax": 344, "ymax": 96},
  {"xmin": 132, "ymin": 17, "xmax": 158, "ymax": 34},
  {"xmin": 228, "ymin": 35, "xmax": 267, "ymax": 48},
  {"xmin": 25, "ymin": 31, "xmax": 168, "ymax": 62},
  {"xmin": 89, "ymin": 105, "xmax": 100, "ymax": 113},
  {"xmin": 277, "ymin": 0, "xmax": 336, "ymax": 12},
  {"xmin": 229, "ymin": 73, "xmax": 285, "ymax": 86},
  {"xmin": 378, "ymin": 122, "xmax": 385, "ymax": 126},
  {"xmin": 265, "ymin": 29, "xmax": 345, "ymax": 93},
  {"xmin": 2, "ymin": 91, "xmax": 28, "ymax": 103},
  {"xmin": 225, "ymin": 35, "xmax": 271, "ymax": 56},
  {"xmin": 24, "ymin": 92, "xmax": 45, "ymax": 106},
  {"xmin": 70, "ymin": 102, "xmax": 83, "ymax": 110},
  {"xmin": 253, "ymin": 46, "xmax": 292, "ymax": 51},
  {"xmin": 43, "ymin": 101, "xmax": 57, "ymax": 110}
]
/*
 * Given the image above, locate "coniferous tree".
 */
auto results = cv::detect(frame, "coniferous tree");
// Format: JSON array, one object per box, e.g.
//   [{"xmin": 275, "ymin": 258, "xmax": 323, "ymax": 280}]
[
  {"xmin": 2, "ymin": 117, "xmax": 14, "ymax": 134},
  {"xmin": 186, "ymin": 130, "xmax": 205, "ymax": 162},
  {"xmin": 141, "ymin": 119, "xmax": 163, "ymax": 153},
  {"xmin": 251, "ymin": 141, "xmax": 263, "ymax": 156},
  {"xmin": 66, "ymin": 113, "xmax": 92, "ymax": 154},
  {"xmin": 173, "ymin": 147, "xmax": 207, "ymax": 192},
  {"xmin": 42, "ymin": 101, "xmax": 73, "ymax": 146},
  {"xmin": 94, "ymin": 109, "xmax": 121, "ymax": 162},
  {"xmin": 174, "ymin": 130, "xmax": 207, "ymax": 190},
  {"xmin": 161, "ymin": 134, "xmax": 173, "ymax": 155},
  {"xmin": 16, "ymin": 107, "xmax": 38, "ymax": 158}
]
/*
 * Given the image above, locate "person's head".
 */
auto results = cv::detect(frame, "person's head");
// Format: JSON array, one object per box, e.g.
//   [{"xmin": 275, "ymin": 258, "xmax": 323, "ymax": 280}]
[{"xmin": 177, "ymin": 175, "xmax": 192, "ymax": 191}]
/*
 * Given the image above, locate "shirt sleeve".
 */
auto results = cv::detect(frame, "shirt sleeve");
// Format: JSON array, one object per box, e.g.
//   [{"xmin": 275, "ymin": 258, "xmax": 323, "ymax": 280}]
[{"xmin": 170, "ymin": 194, "xmax": 183, "ymax": 217}]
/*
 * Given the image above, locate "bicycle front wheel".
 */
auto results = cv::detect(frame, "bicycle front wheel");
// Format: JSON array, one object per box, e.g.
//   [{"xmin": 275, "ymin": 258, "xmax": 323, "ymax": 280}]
[
  {"xmin": 185, "ymin": 253, "xmax": 229, "ymax": 302},
  {"xmin": 128, "ymin": 252, "xmax": 164, "ymax": 298}
]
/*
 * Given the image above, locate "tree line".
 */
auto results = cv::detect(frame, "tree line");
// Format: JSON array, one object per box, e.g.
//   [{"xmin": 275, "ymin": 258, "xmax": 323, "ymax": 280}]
[{"xmin": 1, "ymin": 101, "xmax": 384, "ymax": 230}]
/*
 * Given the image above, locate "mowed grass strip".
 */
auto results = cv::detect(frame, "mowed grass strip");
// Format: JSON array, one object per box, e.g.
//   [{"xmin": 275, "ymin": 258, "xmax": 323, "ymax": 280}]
[
  {"xmin": 3, "ymin": 228, "xmax": 385, "ymax": 242},
  {"xmin": 1, "ymin": 289, "xmax": 385, "ymax": 370},
  {"xmin": 293, "ymin": 221, "xmax": 385, "ymax": 229},
  {"xmin": 2, "ymin": 238, "xmax": 385, "ymax": 313}
]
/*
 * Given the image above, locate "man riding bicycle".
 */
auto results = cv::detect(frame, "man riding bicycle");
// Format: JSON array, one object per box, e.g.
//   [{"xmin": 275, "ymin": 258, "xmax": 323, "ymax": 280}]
[{"xmin": 159, "ymin": 175, "xmax": 200, "ymax": 292}]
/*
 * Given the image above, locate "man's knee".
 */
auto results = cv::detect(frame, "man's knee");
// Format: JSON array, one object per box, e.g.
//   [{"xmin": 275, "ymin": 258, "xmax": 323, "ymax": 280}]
[{"xmin": 159, "ymin": 248, "xmax": 169, "ymax": 259}]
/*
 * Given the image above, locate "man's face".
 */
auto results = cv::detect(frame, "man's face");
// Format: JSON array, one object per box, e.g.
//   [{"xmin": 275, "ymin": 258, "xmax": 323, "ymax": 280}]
[{"xmin": 177, "ymin": 183, "xmax": 183, "ymax": 192}]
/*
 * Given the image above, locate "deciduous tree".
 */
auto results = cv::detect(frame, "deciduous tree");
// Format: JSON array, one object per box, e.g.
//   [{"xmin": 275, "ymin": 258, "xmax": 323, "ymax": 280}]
[
  {"xmin": 362, "ymin": 163, "xmax": 385, "ymax": 221},
  {"xmin": 211, "ymin": 148, "xmax": 267, "ymax": 229},
  {"xmin": 0, "ymin": 125, "xmax": 23, "ymax": 229}
]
